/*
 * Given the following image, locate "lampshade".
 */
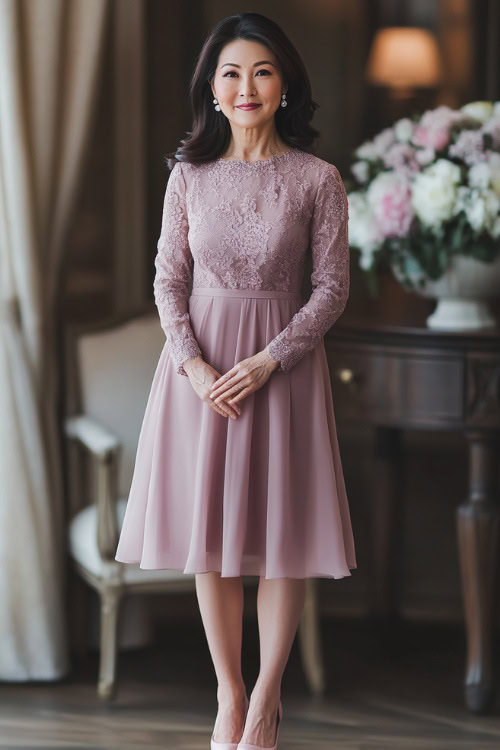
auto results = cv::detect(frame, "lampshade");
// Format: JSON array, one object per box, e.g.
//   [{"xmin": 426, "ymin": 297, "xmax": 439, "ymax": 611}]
[{"xmin": 366, "ymin": 27, "xmax": 442, "ymax": 90}]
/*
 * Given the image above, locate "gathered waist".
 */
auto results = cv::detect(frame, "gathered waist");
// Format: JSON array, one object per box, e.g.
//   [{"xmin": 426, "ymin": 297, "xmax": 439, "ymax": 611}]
[{"xmin": 190, "ymin": 287, "xmax": 301, "ymax": 300}]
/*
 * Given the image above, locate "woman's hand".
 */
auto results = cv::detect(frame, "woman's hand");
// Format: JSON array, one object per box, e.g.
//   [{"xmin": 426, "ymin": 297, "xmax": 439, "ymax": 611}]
[
  {"xmin": 208, "ymin": 348, "xmax": 280, "ymax": 407},
  {"xmin": 183, "ymin": 356, "xmax": 242, "ymax": 419}
]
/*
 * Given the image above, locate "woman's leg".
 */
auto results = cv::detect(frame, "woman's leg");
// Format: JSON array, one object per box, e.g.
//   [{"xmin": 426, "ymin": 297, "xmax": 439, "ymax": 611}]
[
  {"xmin": 240, "ymin": 577, "xmax": 306, "ymax": 747},
  {"xmin": 195, "ymin": 572, "xmax": 247, "ymax": 743}
]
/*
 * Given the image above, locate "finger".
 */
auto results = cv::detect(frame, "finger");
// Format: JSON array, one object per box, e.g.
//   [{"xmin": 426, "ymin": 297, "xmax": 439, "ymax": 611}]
[
  {"xmin": 211, "ymin": 376, "xmax": 247, "ymax": 402},
  {"xmin": 227, "ymin": 386, "xmax": 252, "ymax": 405},
  {"xmin": 214, "ymin": 399, "xmax": 240, "ymax": 418},
  {"xmin": 210, "ymin": 368, "xmax": 237, "ymax": 391},
  {"xmin": 207, "ymin": 393, "xmax": 240, "ymax": 418},
  {"xmin": 210, "ymin": 366, "xmax": 240, "ymax": 393},
  {"xmin": 210, "ymin": 379, "xmax": 238, "ymax": 399},
  {"xmin": 213, "ymin": 383, "xmax": 245, "ymax": 405},
  {"xmin": 209, "ymin": 388, "xmax": 242, "ymax": 415},
  {"xmin": 210, "ymin": 400, "xmax": 239, "ymax": 419},
  {"xmin": 208, "ymin": 400, "xmax": 229, "ymax": 418},
  {"xmin": 219, "ymin": 397, "xmax": 241, "ymax": 418}
]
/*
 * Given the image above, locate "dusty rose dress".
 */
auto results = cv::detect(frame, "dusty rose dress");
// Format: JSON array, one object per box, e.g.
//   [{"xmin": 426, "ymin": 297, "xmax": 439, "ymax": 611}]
[{"xmin": 115, "ymin": 148, "xmax": 357, "ymax": 579}]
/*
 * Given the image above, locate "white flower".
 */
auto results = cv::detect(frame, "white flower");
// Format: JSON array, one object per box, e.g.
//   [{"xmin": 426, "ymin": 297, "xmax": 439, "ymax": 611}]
[
  {"xmin": 412, "ymin": 159, "xmax": 461, "ymax": 228},
  {"xmin": 358, "ymin": 247, "xmax": 378, "ymax": 270},
  {"xmin": 487, "ymin": 151, "xmax": 500, "ymax": 195},
  {"xmin": 493, "ymin": 102, "xmax": 500, "ymax": 118},
  {"xmin": 415, "ymin": 147, "xmax": 435, "ymax": 166},
  {"xmin": 467, "ymin": 153, "xmax": 500, "ymax": 195},
  {"xmin": 355, "ymin": 140, "xmax": 379, "ymax": 161},
  {"xmin": 373, "ymin": 127, "xmax": 397, "ymax": 154},
  {"xmin": 484, "ymin": 189, "xmax": 500, "ymax": 235},
  {"xmin": 347, "ymin": 191, "xmax": 384, "ymax": 265},
  {"xmin": 468, "ymin": 162, "xmax": 491, "ymax": 190},
  {"xmin": 461, "ymin": 101, "xmax": 494, "ymax": 124},
  {"xmin": 486, "ymin": 187, "xmax": 500, "ymax": 206},
  {"xmin": 453, "ymin": 186, "xmax": 500, "ymax": 234},
  {"xmin": 466, "ymin": 193, "xmax": 488, "ymax": 231},
  {"xmin": 394, "ymin": 117, "xmax": 414, "ymax": 143},
  {"xmin": 351, "ymin": 161, "xmax": 370, "ymax": 183},
  {"xmin": 354, "ymin": 127, "xmax": 396, "ymax": 161},
  {"xmin": 430, "ymin": 158, "xmax": 462, "ymax": 182}
]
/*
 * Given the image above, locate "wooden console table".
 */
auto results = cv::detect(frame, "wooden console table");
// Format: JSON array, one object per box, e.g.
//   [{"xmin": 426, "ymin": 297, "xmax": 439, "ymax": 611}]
[{"xmin": 326, "ymin": 319, "xmax": 500, "ymax": 715}]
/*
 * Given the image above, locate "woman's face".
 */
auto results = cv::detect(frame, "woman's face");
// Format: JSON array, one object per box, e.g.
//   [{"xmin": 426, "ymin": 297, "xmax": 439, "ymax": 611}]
[{"xmin": 210, "ymin": 39, "xmax": 286, "ymax": 126}]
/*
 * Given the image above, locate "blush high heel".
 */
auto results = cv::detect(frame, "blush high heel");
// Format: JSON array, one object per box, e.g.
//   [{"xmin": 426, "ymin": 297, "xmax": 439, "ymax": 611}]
[
  {"xmin": 211, "ymin": 694, "xmax": 250, "ymax": 750},
  {"xmin": 236, "ymin": 700, "xmax": 282, "ymax": 750}
]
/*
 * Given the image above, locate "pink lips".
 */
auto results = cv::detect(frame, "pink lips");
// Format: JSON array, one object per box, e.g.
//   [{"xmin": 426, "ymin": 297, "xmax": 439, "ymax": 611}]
[{"xmin": 236, "ymin": 104, "xmax": 261, "ymax": 110}]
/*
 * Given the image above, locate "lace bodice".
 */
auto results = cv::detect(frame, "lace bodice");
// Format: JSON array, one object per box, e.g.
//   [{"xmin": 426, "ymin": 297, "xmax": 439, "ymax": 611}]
[{"xmin": 154, "ymin": 148, "xmax": 350, "ymax": 375}]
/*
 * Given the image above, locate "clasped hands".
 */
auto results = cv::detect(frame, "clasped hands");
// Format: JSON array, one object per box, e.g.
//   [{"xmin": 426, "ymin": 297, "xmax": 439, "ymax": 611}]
[{"xmin": 183, "ymin": 349, "xmax": 280, "ymax": 419}]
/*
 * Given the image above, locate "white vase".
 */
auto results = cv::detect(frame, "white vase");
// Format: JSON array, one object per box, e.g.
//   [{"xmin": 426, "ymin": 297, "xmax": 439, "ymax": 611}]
[{"xmin": 391, "ymin": 254, "xmax": 500, "ymax": 331}]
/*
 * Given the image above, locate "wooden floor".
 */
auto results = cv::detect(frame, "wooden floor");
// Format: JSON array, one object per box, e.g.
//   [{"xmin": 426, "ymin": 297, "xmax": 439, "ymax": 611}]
[{"xmin": 1, "ymin": 616, "xmax": 500, "ymax": 749}]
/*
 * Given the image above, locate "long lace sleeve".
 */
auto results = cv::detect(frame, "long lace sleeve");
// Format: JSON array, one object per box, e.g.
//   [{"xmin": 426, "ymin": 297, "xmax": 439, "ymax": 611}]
[
  {"xmin": 266, "ymin": 163, "xmax": 350, "ymax": 373},
  {"xmin": 154, "ymin": 162, "xmax": 202, "ymax": 376}
]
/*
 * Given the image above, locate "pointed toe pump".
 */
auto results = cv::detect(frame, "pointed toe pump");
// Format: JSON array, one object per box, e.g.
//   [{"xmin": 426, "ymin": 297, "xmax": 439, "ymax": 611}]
[
  {"xmin": 236, "ymin": 700, "xmax": 282, "ymax": 750},
  {"xmin": 211, "ymin": 695, "xmax": 250, "ymax": 750}
]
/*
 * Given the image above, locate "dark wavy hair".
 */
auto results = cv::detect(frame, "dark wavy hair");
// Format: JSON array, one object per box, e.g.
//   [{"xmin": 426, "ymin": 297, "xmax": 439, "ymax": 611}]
[{"xmin": 165, "ymin": 11, "xmax": 320, "ymax": 170}]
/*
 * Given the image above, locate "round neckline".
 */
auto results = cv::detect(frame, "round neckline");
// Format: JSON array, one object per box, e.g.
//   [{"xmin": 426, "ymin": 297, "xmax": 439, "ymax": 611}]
[{"xmin": 215, "ymin": 148, "xmax": 297, "ymax": 165}]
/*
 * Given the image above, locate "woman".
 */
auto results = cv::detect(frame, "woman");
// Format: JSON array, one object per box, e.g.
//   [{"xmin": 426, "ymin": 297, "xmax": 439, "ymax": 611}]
[{"xmin": 115, "ymin": 11, "xmax": 357, "ymax": 750}]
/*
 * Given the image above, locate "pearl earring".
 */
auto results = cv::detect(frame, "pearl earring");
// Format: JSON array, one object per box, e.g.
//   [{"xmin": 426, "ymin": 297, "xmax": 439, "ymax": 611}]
[
  {"xmin": 281, "ymin": 93, "xmax": 287, "ymax": 107},
  {"xmin": 213, "ymin": 97, "xmax": 221, "ymax": 111}
]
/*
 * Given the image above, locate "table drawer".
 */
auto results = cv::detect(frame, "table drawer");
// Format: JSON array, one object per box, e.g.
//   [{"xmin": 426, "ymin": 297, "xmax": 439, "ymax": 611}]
[{"xmin": 326, "ymin": 344, "xmax": 464, "ymax": 428}]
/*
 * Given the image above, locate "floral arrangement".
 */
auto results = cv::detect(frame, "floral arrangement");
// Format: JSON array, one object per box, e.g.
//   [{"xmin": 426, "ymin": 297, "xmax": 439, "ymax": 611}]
[{"xmin": 346, "ymin": 101, "xmax": 500, "ymax": 296}]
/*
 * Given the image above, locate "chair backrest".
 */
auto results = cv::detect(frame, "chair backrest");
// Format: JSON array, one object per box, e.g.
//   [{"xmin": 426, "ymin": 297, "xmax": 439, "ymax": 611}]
[{"xmin": 73, "ymin": 310, "xmax": 165, "ymax": 497}]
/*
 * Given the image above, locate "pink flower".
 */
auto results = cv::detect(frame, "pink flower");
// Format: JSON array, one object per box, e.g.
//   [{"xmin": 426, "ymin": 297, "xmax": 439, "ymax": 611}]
[
  {"xmin": 481, "ymin": 115, "xmax": 500, "ymax": 149},
  {"xmin": 415, "ymin": 147, "xmax": 436, "ymax": 166},
  {"xmin": 411, "ymin": 105, "xmax": 466, "ymax": 151},
  {"xmin": 413, "ymin": 124, "xmax": 450, "ymax": 150},
  {"xmin": 367, "ymin": 172, "xmax": 414, "ymax": 238},
  {"xmin": 383, "ymin": 143, "xmax": 420, "ymax": 175},
  {"xmin": 373, "ymin": 127, "xmax": 397, "ymax": 154},
  {"xmin": 448, "ymin": 129, "xmax": 486, "ymax": 165}
]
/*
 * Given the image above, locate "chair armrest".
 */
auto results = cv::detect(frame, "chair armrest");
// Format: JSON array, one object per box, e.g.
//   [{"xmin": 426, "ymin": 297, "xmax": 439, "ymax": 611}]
[
  {"xmin": 64, "ymin": 415, "xmax": 120, "ymax": 459},
  {"xmin": 65, "ymin": 414, "xmax": 121, "ymax": 560}
]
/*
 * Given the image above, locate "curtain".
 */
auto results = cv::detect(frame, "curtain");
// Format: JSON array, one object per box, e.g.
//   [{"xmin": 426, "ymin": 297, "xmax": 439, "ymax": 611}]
[{"xmin": 0, "ymin": 0, "xmax": 109, "ymax": 679}]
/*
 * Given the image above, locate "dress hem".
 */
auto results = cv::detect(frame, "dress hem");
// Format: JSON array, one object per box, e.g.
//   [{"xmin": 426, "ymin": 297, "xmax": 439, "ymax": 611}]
[{"xmin": 114, "ymin": 556, "xmax": 357, "ymax": 580}]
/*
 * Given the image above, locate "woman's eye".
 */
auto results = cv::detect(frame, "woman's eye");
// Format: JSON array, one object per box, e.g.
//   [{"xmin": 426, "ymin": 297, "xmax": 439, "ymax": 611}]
[{"xmin": 223, "ymin": 70, "xmax": 271, "ymax": 77}]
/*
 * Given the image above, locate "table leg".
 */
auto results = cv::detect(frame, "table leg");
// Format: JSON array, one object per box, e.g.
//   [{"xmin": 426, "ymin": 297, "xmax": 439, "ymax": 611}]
[
  {"xmin": 369, "ymin": 426, "xmax": 404, "ymax": 620},
  {"xmin": 457, "ymin": 430, "xmax": 500, "ymax": 714}
]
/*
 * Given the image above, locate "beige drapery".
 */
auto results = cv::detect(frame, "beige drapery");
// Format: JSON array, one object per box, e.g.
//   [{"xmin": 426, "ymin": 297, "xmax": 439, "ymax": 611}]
[{"xmin": 0, "ymin": 0, "xmax": 109, "ymax": 679}]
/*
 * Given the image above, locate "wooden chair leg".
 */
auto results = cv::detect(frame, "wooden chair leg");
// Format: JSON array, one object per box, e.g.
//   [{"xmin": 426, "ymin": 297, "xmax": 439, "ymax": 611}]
[
  {"xmin": 298, "ymin": 578, "xmax": 326, "ymax": 694},
  {"xmin": 71, "ymin": 572, "xmax": 90, "ymax": 662},
  {"xmin": 98, "ymin": 586, "xmax": 123, "ymax": 701}
]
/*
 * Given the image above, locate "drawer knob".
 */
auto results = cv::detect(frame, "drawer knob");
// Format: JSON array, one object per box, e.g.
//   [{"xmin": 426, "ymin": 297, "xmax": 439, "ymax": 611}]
[{"xmin": 337, "ymin": 367, "xmax": 354, "ymax": 384}]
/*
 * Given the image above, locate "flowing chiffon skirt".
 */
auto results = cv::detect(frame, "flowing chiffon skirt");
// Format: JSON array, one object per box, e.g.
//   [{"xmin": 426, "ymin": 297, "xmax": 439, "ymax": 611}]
[{"xmin": 114, "ymin": 287, "xmax": 357, "ymax": 579}]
